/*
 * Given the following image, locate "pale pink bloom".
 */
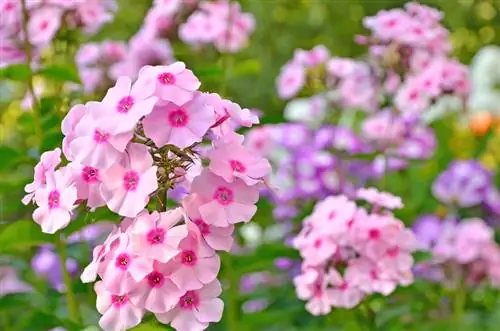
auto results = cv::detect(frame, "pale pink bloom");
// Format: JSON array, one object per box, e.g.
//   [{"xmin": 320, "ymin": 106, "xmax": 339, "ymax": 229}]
[
  {"xmin": 276, "ymin": 62, "xmax": 305, "ymax": 100},
  {"xmin": 224, "ymin": 101, "xmax": 259, "ymax": 128},
  {"xmin": 81, "ymin": 227, "xmax": 121, "ymax": 283},
  {"xmin": 70, "ymin": 162, "xmax": 105, "ymax": 210},
  {"xmin": 346, "ymin": 258, "xmax": 397, "ymax": 295},
  {"xmin": 33, "ymin": 167, "xmax": 77, "ymax": 234},
  {"xmin": 183, "ymin": 194, "xmax": 234, "ymax": 251},
  {"xmin": 328, "ymin": 268, "xmax": 364, "ymax": 308},
  {"xmin": 99, "ymin": 234, "xmax": 154, "ymax": 295},
  {"xmin": 293, "ymin": 268, "xmax": 320, "ymax": 300},
  {"xmin": 169, "ymin": 228, "xmax": 220, "ymax": 291},
  {"xmin": 179, "ymin": 11, "xmax": 224, "ymax": 45},
  {"xmin": 454, "ymin": 218, "xmax": 494, "ymax": 264},
  {"xmin": 156, "ymin": 280, "xmax": 224, "ymax": 331},
  {"xmin": 136, "ymin": 62, "xmax": 201, "ymax": 106},
  {"xmin": 61, "ymin": 104, "xmax": 87, "ymax": 160},
  {"xmin": 295, "ymin": 229, "xmax": 337, "ymax": 267},
  {"xmin": 361, "ymin": 110, "xmax": 405, "ymax": 143},
  {"xmin": 377, "ymin": 245, "xmax": 414, "ymax": 274},
  {"xmin": 23, "ymin": 148, "xmax": 62, "ymax": 205},
  {"xmin": 192, "ymin": 169, "xmax": 259, "ymax": 227},
  {"xmin": 244, "ymin": 126, "xmax": 276, "ymax": 156},
  {"xmin": 304, "ymin": 275, "xmax": 332, "ymax": 316},
  {"xmin": 100, "ymin": 76, "xmax": 158, "ymax": 133},
  {"xmin": 395, "ymin": 83, "xmax": 429, "ymax": 114},
  {"xmin": 357, "ymin": 187, "xmax": 403, "ymax": 210},
  {"xmin": 129, "ymin": 263, "xmax": 184, "ymax": 313},
  {"xmin": 76, "ymin": 2, "xmax": 114, "ymax": 34},
  {"xmin": 28, "ymin": 7, "xmax": 62, "ymax": 46},
  {"xmin": 0, "ymin": 1, "xmax": 21, "ymax": 27},
  {"xmin": 95, "ymin": 281, "xmax": 144, "ymax": 331},
  {"xmin": 142, "ymin": 95, "xmax": 215, "ymax": 149},
  {"xmin": 100, "ymin": 143, "xmax": 158, "ymax": 218},
  {"xmin": 0, "ymin": 266, "xmax": 33, "ymax": 296},
  {"xmin": 208, "ymin": 137, "xmax": 271, "ymax": 185},
  {"xmin": 154, "ymin": 0, "xmax": 182, "ymax": 15},
  {"xmin": 130, "ymin": 209, "xmax": 188, "ymax": 263},
  {"xmin": 70, "ymin": 102, "xmax": 132, "ymax": 168},
  {"xmin": 294, "ymin": 45, "xmax": 330, "ymax": 67},
  {"xmin": 312, "ymin": 195, "xmax": 357, "ymax": 242}
]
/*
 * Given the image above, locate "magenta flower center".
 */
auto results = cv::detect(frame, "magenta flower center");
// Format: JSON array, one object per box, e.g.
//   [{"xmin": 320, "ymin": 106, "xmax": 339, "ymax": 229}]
[
  {"xmin": 339, "ymin": 282, "xmax": 349, "ymax": 291},
  {"xmin": 93, "ymin": 129, "xmax": 110, "ymax": 144},
  {"xmin": 168, "ymin": 109, "xmax": 189, "ymax": 127},
  {"xmin": 48, "ymin": 190, "xmax": 60, "ymax": 209},
  {"xmin": 4, "ymin": 3, "xmax": 14, "ymax": 11},
  {"xmin": 117, "ymin": 96, "xmax": 135, "ymax": 113},
  {"xmin": 40, "ymin": 20, "xmax": 49, "ymax": 31},
  {"xmin": 313, "ymin": 238, "xmax": 322, "ymax": 248},
  {"xmin": 213, "ymin": 186, "xmax": 234, "ymax": 206},
  {"xmin": 387, "ymin": 246, "xmax": 400, "ymax": 257},
  {"xmin": 123, "ymin": 171, "xmax": 140, "ymax": 191},
  {"xmin": 158, "ymin": 72, "xmax": 176, "ymax": 85},
  {"xmin": 368, "ymin": 228, "xmax": 380, "ymax": 240},
  {"xmin": 111, "ymin": 294, "xmax": 129, "ymax": 307},
  {"xmin": 194, "ymin": 219, "xmax": 210, "ymax": 235},
  {"xmin": 229, "ymin": 160, "xmax": 246, "ymax": 172},
  {"xmin": 82, "ymin": 166, "xmax": 99, "ymax": 183},
  {"xmin": 408, "ymin": 90, "xmax": 419, "ymax": 101},
  {"xmin": 179, "ymin": 291, "xmax": 200, "ymax": 309},
  {"xmin": 180, "ymin": 250, "xmax": 197, "ymax": 266},
  {"xmin": 146, "ymin": 271, "xmax": 165, "ymax": 288},
  {"xmin": 328, "ymin": 211, "xmax": 336, "ymax": 220},
  {"xmin": 146, "ymin": 228, "xmax": 166, "ymax": 245},
  {"xmin": 115, "ymin": 253, "xmax": 131, "ymax": 270}
]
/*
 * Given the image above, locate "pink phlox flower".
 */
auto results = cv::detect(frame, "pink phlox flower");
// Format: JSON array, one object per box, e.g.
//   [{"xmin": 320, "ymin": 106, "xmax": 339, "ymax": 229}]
[
  {"xmin": 357, "ymin": 187, "xmax": 404, "ymax": 210},
  {"xmin": 28, "ymin": 7, "xmax": 62, "ymax": 46},
  {"xmin": 61, "ymin": 103, "xmax": 87, "ymax": 160},
  {"xmin": 81, "ymin": 226, "xmax": 121, "ymax": 283},
  {"xmin": 70, "ymin": 162, "xmax": 106, "ymax": 210},
  {"xmin": 327, "ymin": 268, "xmax": 364, "ymax": 309},
  {"xmin": 100, "ymin": 143, "xmax": 158, "ymax": 218},
  {"xmin": 191, "ymin": 169, "xmax": 259, "ymax": 227},
  {"xmin": 293, "ymin": 45, "xmax": 330, "ymax": 68},
  {"xmin": 32, "ymin": 167, "xmax": 77, "ymax": 234},
  {"xmin": 345, "ymin": 258, "xmax": 397, "ymax": 295},
  {"xmin": 276, "ymin": 62, "xmax": 305, "ymax": 100},
  {"xmin": 155, "ymin": 280, "xmax": 224, "ymax": 331},
  {"xmin": 23, "ymin": 148, "xmax": 62, "ymax": 205}
]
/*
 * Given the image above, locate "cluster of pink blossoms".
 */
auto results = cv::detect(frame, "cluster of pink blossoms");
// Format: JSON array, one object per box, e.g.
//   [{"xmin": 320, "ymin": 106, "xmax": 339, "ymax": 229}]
[
  {"xmin": 0, "ymin": 0, "xmax": 116, "ymax": 66},
  {"xmin": 23, "ymin": 61, "xmax": 271, "ymax": 331},
  {"xmin": 415, "ymin": 218, "xmax": 500, "ymax": 287},
  {"xmin": 293, "ymin": 188, "xmax": 418, "ymax": 315},
  {"xmin": 179, "ymin": 0, "xmax": 255, "ymax": 53}
]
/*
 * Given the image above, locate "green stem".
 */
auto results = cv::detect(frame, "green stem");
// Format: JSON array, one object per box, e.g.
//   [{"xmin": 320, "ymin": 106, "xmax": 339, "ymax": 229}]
[
  {"xmin": 453, "ymin": 280, "xmax": 466, "ymax": 327},
  {"xmin": 57, "ymin": 235, "xmax": 80, "ymax": 324},
  {"xmin": 20, "ymin": 0, "xmax": 43, "ymax": 145},
  {"xmin": 223, "ymin": 253, "xmax": 238, "ymax": 331},
  {"xmin": 353, "ymin": 304, "xmax": 377, "ymax": 331}
]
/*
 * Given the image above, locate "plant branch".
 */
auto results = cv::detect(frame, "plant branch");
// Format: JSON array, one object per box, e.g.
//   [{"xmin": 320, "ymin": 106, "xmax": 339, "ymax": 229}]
[
  {"xmin": 57, "ymin": 235, "xmax": 80, "ymax": 324},
  {"xmin": 20, "ymin": 0, "xmax": 43, "ymax": 144}
]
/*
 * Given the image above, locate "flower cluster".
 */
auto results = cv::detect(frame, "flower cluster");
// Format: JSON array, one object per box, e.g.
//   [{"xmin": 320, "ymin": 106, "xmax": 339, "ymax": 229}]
[
  {"xmin": 413, "ymin": 216, "xmax": 500, "ymax": 286},
  {"xmin": 0, "ymin": 0, "xmax": 116, "ymax": 66},
  {"xmin": 23, "ymin": 61, "xmax": 271, "ymax": 330},
  {"xmin": 293, "ymin": 189, "xmax": 417, "ymax": 315},
  {"xmin": 180, "ymin": 0, "xmax": 255, "ymax": 53}
]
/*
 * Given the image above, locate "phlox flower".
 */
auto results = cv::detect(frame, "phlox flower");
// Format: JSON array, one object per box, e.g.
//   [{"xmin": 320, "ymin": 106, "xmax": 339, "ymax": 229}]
[
  {"xmin": 70, "ymin": 102, "xmax": 133, "ymax": 168},
  {"xmin": 191, "ymin": 169, "xmax": 259, "ymax": 227},
  {"xmin": 183, "ymin": 194, "xmax": 234, "ymax": 251},
  {"xmin": 81, "ymin": 227, "xmax": 121, "ymax": 283},
  {"xmin": 28, "ymin": 7, "xmax": 62, "ymax": 46},
  {"xmin": 136, "ymin": 62, "xmax": 200, "ymax": 106},
  {"xmin": 276, "ymin": 63, "xmax": 305, "ymax": 100},
  {"xmin": 142, "ymin": 94, "xmax": 215, "ymax": 149},
  {"xmin": 130, "ymin": 209, "xmax": 188, "ymax": 263},
  {"xmin": 99, "ymin": 233, "xmax": 154, "ymax": 295},
  {"xmin": 328, "ymin": 268, "xmax": 364, "ymax": 308},
  {"xmin": 95, "ymin": 281, "xmax": 144, "ymax": 331},
  {"xmin": 100, "ymin": 76, "xmax": 158, "ymax": 134},
  {"xmin": 129, "ymin": 263, "xmax": 184, "ymax": 313},
  {"xmin": 156, "ymin": 280, "xmax": 224, "ymax": 331},
  {"xmin": 61, "ymin": 104, "xmax": 87, "ymax": 160},
  {"xmin": 208, "ymin": 136, "xmax": 271, "ymax": 185},
  {"xmin": 454, "ymin": 218, "xmax": 494, "ymax": 264},
  {"xmin": 169, "ymin": 227, "xmax": 220, "ymax": 291},
  {"xmin": 357, "ymin": 187, "xmax": 403, "ymax": 210},
  {"xmin": 100, "ymin": 143, "xmax": 158, "ymax": 218},
  {"xmin": 32, "ymin": 167, "xmax": 77, "ymax": 234},
  {"xmin": 23, "ymin": 148, "xmax": 61, "ymax": 205},
  {"xmin": 293, "ymin": 268, "xmax": 332, "ymax": 316},
  {"xmin": 70, "ymin": 162, "xmax": 106, "ymax": 210},
  {"xmin": 345, "ymin": 258, "xmax": 398, "ymax": 295}
]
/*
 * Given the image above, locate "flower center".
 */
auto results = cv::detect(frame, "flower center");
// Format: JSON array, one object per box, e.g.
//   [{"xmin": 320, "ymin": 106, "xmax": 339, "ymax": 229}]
[
  {"xmin": 123, "ymin": 171, "xmax": 140, "ymax": 191},
  {"xmin": 146, "ymin": 271, "xmax": 165, "ymax": 288},
  {"xmin": 387, "ymin": 246, "xmax": 400, "ymax": 257},
  {"xmin": 180, "ymin": 250, "xmax": 197, "ymax": 266},
  {"xmin": 146, "ymin": 228, "xmax": 166, "ymax": 245},
  {"xmin": 194, "ymin": 219, "xmax": 210, "ymax": 235},
  {"xmin": 117, "ymin": 96, "xmax": 134, "ymax": 113},
  {"xmin": 48, "ymin": 190, "xmax": 60, "ymax": 209},
  {"xmin": 82, "ymin": 166, "xmax": 99, "ymax": 183},
  {"xmin": 368, "ymin": 228, "xmax": 380, "ymax": 240},
  {"xmin": 111, "ymin": 295, "xmax": 129, "ymax": 307},
  {"xmin": 157, "ymin": 72, "xmax": 176, "ymax": 85},
  {"xmin": 313, "ymin": 238, "xmax": 322, "ymax": 248},
  {"xmin": 213, "ymin": 187, "xmax": 234, "ymax": 206},
  {"xmin": 179, "ymin": 291, "xmax": 200, "ymax": 309},
  {"xmin": 229, "ymin": 160, "xmax": 246, "ymax": 172},
  {"xmin": 40, "ymin": 20, "xmax": 49, "ymax": 31},
  {"xmin": 328, "ymin": 211, "xmax": 336, "ymax": 220},
  {"xmin": 168, "ymin": 109, "xmax": 189, "ymax": 127},
  {"xmin": 93, "ymin": 129, "xmax": 110, "ymax": 144},
  {"xmin": 115, "ymin": 253, "xmax": 131, "ymax": 270}
]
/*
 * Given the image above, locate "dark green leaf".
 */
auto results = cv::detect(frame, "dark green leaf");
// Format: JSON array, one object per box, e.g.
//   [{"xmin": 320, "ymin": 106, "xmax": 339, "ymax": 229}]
[
  {"xmin": 0, "ymin": 64, "xmax": 31, "ymax": 81},
  {"xmin": 0, "ymin": 220, "xmax": 55, "ymax": 253},
  {"xmin": 193, "ymin": 65, "xmax": 224, "ymax": 79},
  {"xmin": 37, "ymin": 65, "xmax": 80, "ymax": 83},
  {"xmin": 413, "ymin": 250, "xmax": 433, "ymax": 263},
  {"xmin": 0, "ymin": 146, "xmax": 20, "ymax": 171}
]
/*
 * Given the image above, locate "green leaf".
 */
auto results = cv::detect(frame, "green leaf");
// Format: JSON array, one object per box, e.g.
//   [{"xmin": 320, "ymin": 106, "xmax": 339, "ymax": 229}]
[
  {"xmin": 0, "ymin": 220, "xmax": 55, "ymax": 253},
  {"xmin": 193, "ymin": 65, "xmax": 224, "ymax": 79},
  {"xmin": 37, "ymin": 65, "xmax": 80, "ymax": 83},
  {"xmin": 0, "ymin": 146, "xmax": 21, "ymax": 171},
  {"xmin": 413, "ymin": 250, "xmax": 433, "ymax": 263},
  {"xmin": 233, "ymin": 59, "xmax": 261, "ymax": 76},
  {"xmin": 0, "ymin": 63, "xmax": 31, "ymax": 81}
]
